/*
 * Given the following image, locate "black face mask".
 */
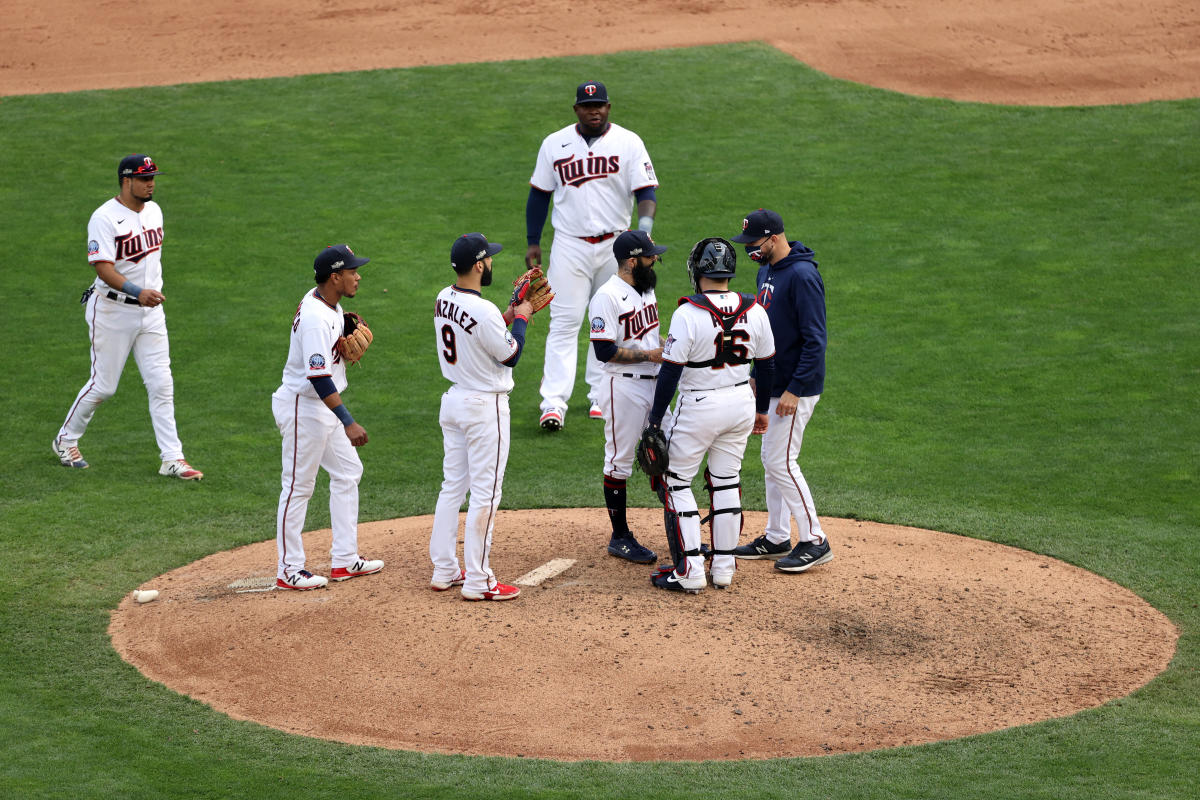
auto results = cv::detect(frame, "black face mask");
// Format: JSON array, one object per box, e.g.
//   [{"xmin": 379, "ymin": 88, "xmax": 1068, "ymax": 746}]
[
  {"xmin": 481, "ymin": 265, "xmax": 493, "ymax": 286},
  {"xmin": 631, "ymin": 260, "xmax": 658, "ymax": 294}
]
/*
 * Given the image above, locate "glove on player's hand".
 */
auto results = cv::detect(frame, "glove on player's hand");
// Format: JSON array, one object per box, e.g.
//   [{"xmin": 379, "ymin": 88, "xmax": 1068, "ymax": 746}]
[
  {"xmin": 336, "ymin": 312, "xmax": 373, "ymax": 365},
  {"xmin": 510, "ymin": 267, "xmax": 554, "ymax": 314},
  {"xmin": 636, "ymin": 425, "xmax": 670, "ymax": 477}
]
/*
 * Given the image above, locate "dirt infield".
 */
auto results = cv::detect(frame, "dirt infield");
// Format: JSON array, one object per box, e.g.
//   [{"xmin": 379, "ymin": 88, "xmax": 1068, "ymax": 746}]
[
  {"xmin": 5, "ymin": 0, "xmax": 1198, "ymax": 103},
  {"xmin": 110, "ymin": 510, "xmax": 1178, "ymax": 761}
]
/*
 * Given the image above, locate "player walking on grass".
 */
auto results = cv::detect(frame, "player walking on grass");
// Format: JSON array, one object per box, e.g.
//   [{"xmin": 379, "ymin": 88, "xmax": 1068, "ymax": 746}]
[
  {"xmin": 525, "ymin": 80, "xmax": 659, "ymax": 431},
  {"xmin": 430, "ymin": 234, "xmax": 537, "ymax": 601},
  {"xmin": 730, "ymin": 209, "xmax": 832, "ymax": 573},
  {"xmin": 272, "ymin": 245, "xmax": 384, "ymax": 591},
  {"xmin": 645, "ymin": 238, "xmax": 776, "ymax": 593},
  {"xmin": 53, "ymin": 153, "xmax": 203, "ymax": 480},
  {"xmin": 589, "ymin": 230, "xmax": 666, "ymax": 564}
]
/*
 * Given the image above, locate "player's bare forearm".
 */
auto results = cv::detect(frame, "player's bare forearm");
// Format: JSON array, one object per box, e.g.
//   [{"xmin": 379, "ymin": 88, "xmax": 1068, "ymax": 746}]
[
  {"xmin": 93, "ymin": 261, "xmax": 164, "ymax": 307},
  {"xmin": 610, "ymin": 346, "xmax": 662, "ymax": 364},
  {"xmin": 636, "ymin": 198, "xmax": 656, "ymax": 220}
]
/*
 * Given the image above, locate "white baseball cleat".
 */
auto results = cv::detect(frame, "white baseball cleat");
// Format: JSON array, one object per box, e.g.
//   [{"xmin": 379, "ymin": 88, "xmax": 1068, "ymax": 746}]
[
  {"xmin": 539, "ymin": 408, "xmax": 564, "ymax": 432},
  {"xmin": 276, "ymin": 570, "xmax": 328, "ymax": 590},
  {"xmin": 160, "ymin": 459, "xmax": 203, "ymax": 480},
  {"xmin": 589, "ymin": 403, "xmax": 603, "ymax": 420},
  {"xmin": 330, "ymin": 557, "xmax": 384, "ymax": 581},
  {"xmin": 52, "ymin": 440, "xmax": 89, "ymax": 469},
  {"xmin": 430, "ymin": 568, "xmax": 466, "ymax": 591}
]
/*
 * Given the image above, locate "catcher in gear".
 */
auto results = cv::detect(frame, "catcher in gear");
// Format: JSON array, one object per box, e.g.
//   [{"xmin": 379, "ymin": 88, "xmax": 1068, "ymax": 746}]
[{"xmin": 337, "ymin": 312, "xmax": 373, "ymax": 364}]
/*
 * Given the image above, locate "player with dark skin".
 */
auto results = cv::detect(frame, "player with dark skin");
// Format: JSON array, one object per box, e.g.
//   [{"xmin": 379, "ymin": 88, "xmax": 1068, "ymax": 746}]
[{"xmin": 313, "ymin": 266, "xmax": 368, "ymax": 446}]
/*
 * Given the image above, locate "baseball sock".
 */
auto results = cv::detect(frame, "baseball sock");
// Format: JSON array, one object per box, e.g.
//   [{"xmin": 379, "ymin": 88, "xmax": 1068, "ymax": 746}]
[{"xmin": 603, "ymin": 476, "xmax": 629, "ymax": 537}]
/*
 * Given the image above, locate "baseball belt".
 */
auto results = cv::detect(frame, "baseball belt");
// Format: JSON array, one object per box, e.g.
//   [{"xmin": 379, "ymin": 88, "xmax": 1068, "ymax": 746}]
[
  {"xmin": 620, "ymin": 373, "xmax": 656, "ymax": 380},
  {"xmin": 683, "ymin": 380, "xmax": 749, "ymax": 392},
  {"xmin": 104, "ymin": 290, "xmax": 140, "ymax": 305},
  {"xmin": 579, "ymin": 232, "xmax": 617, "ymax": 244}
]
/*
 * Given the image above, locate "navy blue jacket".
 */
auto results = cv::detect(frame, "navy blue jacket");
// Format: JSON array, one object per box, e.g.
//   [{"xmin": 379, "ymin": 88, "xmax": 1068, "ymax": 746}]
[{"xmin": 755, "ymin": 241, "xmax": 826, "ymax": 397}]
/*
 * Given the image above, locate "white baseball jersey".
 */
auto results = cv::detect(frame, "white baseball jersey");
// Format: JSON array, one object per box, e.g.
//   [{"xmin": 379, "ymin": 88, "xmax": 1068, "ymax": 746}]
[
  {"xmin": 588, "ymin": 274, "xmax": 661, "ymax": 377},
  {"xmin": 434, "ymin": 285, "xmax": 518, "ymax": 392},
  {"xmin": 278, "ymin": 289, "xmax": 348, "ymax": 398},
  {"xmin": 661, "ymin": 292, "xmax": 775, "ymax": 387},
  {"xmin": 530, "ymin": 122, "xmax": 657, "ymax": 238},
  {"xmin": 87, "ymin": 197, "xmax": 164, "ymax": 293}
]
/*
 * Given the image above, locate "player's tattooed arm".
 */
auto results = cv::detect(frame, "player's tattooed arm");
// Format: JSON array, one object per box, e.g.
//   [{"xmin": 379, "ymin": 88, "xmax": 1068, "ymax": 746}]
[{"xmin": 610, "ymin": 346, "xmax": 663, "ymax": 364}]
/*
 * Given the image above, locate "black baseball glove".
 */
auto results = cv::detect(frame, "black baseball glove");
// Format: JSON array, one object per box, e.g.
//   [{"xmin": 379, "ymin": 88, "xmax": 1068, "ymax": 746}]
[{"xmin": 636, "ymin": 425, "xmax": 670, "ymax": 477}]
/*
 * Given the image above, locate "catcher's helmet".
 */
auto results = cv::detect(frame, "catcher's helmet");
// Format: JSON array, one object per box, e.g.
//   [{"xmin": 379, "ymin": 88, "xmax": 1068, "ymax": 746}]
[{"xmin": 687, "ymin": 237, "xmax": 737, "ymax": 291}]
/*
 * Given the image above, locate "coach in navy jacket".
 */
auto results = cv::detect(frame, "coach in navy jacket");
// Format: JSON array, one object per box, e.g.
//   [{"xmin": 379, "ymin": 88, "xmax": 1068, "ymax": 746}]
[{"xmin": 729, "ymin": 208, "xmax": 833, "ymax": 574}]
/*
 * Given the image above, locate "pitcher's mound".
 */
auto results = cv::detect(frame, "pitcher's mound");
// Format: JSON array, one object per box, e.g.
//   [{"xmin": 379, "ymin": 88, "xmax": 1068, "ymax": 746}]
[{"xmin": 110, "ymin": 511, "xmax": 1176, "ymax": 761}]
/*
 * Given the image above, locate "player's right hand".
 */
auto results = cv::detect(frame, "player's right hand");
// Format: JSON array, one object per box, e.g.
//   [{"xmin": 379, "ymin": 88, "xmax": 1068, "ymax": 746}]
[
  {"xmin": 646, "ymin": 347, "xmax": 664, "ymax": 363},
  {"xmin": 525, "ymin": 244, "xmax": 542, "ymax": 269},
  {"xmin": 344, "ymin": 422, "xmax": 368, "ymax": 446},
  {"xmin": 752, "ymin": 413, "xmax": 769, "ymax": 435},
  {"xmin": 139, "ymin": 289, "xmax": 165, "ymax": 307}
]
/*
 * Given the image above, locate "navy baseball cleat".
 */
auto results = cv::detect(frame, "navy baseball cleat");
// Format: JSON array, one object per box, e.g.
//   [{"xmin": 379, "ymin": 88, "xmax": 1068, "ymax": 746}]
[
  {"xmin": 731, "ymin": 534, "xmax": 790, "ymax": 560},
  {"xmin": 774, "ymin": 539, "xmax": 833, "ymax": 573},
  {"xmin": 650, "ymin": 565, "xmax": 705, "ymax": 594},
  {"xmin": 608, "ymin": 534, "xmax": 657, "ymax": 564}
]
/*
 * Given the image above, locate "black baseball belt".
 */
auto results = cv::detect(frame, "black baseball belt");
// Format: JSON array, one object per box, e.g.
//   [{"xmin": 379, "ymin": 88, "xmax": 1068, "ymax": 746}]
[
  {"xmin": 619, "ymin": 373, "xmax": 656, "ymax": 380},
  {"xmin": 104, "ymin": 290, "xmax": 140, "ymax": 305}
]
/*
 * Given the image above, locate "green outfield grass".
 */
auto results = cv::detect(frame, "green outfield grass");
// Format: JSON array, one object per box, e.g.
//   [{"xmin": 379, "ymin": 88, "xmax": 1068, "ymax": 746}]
[{"xmin": 1, "ymin": 43, "xmax": 1197, "ymax": 799}]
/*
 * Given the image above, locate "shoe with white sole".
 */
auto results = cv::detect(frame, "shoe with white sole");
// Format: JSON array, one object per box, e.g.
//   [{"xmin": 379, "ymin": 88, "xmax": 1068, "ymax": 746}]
[
  {"xmin": 539, "ymin": 408, "xmax": 564, "ymax": 432},
  {"xmin": 277, "ymin": 570, "xmax": 328, "ymax": 590},
  {"xmin": 159, "ymin": 459, "xmax": 203, "ymax": 480},
  {"xmin": 710, "ymin": 571, "xmax": 734, "ymax": 589},
  {"xmin": 330, "ymin": 557, "xmax": 384, "ymax": 581},
  {"xmin": 589, "ymin": 404, "xmax": 603, "ymax": 420},
  {"xmin": 775, "ymin": 539, "xmax": 834, "ymax": 573},
  {"xmin": 731, "ymin": 534, "xmax": 789, "ymax": 560},
  {"xmin": 650, "ymin": 565, "xmax": 706, "ymax": 594},
  {"xmin": 52, "ymin": 440, "xmax": 89, "ymax": 469},
  {"xmin": 430, "ymin": 568, "xmax": 466, "ymax": 591},
  {"xmin": 462, "ymin": 582, "xmax": 521, "ymax": 601}
]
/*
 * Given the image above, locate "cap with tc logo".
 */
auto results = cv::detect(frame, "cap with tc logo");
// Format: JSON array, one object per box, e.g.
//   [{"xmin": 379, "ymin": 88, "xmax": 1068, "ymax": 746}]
[
  {"xmin": 575, "ymin": 81, "xmax": 609, "ymax": 105},
  {"xmin": 119, "ymin": 154, "xmax": 161, "ymax": 178},
  {"xmin": 731, "ymin": 209, "xmax": 785, "ymax": 243}
]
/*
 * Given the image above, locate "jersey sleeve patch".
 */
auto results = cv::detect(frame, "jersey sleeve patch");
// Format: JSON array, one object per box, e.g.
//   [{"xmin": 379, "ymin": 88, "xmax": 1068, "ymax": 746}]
[
  {"xmin": 662, "ymin": 333, "xmax": 676, "ymax": 357},
  {"xmin": 590, "ymin": 316, "xmax": 607, "ymax": 334},
  {"xmin": 88, "ymin": 240, "xmax": 100, "ymax": 256},
  {"xmin": 308, "ymin": 353, "xmax": 327, "ymax": 370}
]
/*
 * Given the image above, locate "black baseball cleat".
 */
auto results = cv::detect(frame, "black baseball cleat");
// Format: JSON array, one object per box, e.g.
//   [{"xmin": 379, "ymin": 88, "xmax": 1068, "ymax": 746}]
[
  {"xmin": 608, "ymin": 534, "xmax": 657, "ymax": 564},
  {"xmin": 650, "ymin": 565, "xmax": 705, "ymax": 594},
  {"xmin": 774, "ymin": 539, "xmax": 834, "ymax": 573},
  {"xmin": 731, "ymin": 534, "xmax": 790, "ymax": 560}
]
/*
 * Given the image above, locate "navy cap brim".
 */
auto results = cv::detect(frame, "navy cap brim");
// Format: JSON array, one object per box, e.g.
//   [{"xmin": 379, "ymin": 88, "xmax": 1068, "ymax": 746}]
[{"xmin": 730, "ymin": 232, "xmax": 760, "ymax": 244}]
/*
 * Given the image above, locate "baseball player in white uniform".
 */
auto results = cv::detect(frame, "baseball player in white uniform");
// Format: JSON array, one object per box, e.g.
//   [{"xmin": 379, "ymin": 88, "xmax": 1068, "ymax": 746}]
[
  {"xmin": 589, "ymin": 230, "xmax": 666, "ymax": 564},
  {"xmin": 430, "ymin": 233, "xmax": 536, "ymax": 601},
  {"xmin": 53, "ymin": 153, "xmax": 203, "ymax": 479},
  {"xmin": 645, "ymin": 238, "xmax": 776, "ymax": 593},
  {"xmin": 525, "ymin": 80, "xmax": 659, "ymax": 431},
  {"xmin": 272, "ymin": 245, "xmax": 384, "ymax": 591}
]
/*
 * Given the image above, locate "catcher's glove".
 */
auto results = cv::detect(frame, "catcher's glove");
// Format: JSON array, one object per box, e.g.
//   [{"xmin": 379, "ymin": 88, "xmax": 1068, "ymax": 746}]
[
  {"xmin": 636, "ymin": 425, "xmax": 670, "ymax": 477},
  {"xmin": 510, "ymin": 267, "xmax": 554, "ymax": 314},
  {"xmin": 336, "ymin": 312, "xmax": 373, "ymax": 365}
]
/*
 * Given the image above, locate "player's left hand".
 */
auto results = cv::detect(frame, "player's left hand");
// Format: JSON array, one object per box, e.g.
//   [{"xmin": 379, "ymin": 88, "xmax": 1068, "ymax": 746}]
[
  {"xmin": 344, "ymin": 422, "xmax": 368, "ymax": 447},
  {"xmin": 138, "ymin": 289, "xmax": 165, "ymax": 307},
  {"xmin": 752, "ymin": 413, "xmax": 769, "ymax": 435},
  {"xmin": 775, "ymin": 391, "xmax": 800, "ymax": 416}
]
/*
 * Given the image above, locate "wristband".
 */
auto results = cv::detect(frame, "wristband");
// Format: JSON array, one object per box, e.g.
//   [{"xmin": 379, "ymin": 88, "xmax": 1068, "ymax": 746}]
[
  {"xmin": 637, "ymin": 216, "xmax": 654, "ymax": 234},
  {"xmin": 514, "ymin": 313, "xmax": 530, "ymax": 324},
  {"xmin": 121, "ymin": 280, "xmax": 144, "ymax": 297},
  {"xmin": 331, "ymin": 403, "xmax": 355, "ymax": 426}
]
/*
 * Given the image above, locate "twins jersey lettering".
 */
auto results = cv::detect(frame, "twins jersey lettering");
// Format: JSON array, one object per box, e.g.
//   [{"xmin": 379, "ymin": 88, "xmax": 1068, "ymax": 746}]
[
  {"xmin": 588, "ymin": 274, "xmax": 661, "ymax": 377},
  {"xmin": 661, "ymin": 291, "xmax": 775, "ymax": 388},
  {"xmin": 434, "ymin": 286, "xmax": 518, "ymax": 393},
  {"xmin": 88, "ymin": 197, "xmax": 165, "ymax": 293},
  {"xmin": 529, "ymin": 122, "xmax": 657, "ymax": 237},
  {"xmin": 279, "ymin": 289, "xmax": 348, "ymax": 398}
]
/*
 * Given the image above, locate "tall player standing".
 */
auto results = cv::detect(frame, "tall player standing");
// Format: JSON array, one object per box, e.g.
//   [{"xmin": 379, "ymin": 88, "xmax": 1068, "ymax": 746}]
[
  {"xmin": 645, "ymin": 239, "xmax": 775, "ymax": 593},
  {"xmin": 589, "ymin": 230, "xmax": 666, "ymax": 564},
  {"xmin": 272, "ymin": 245, "xmax": 384, "ymax": 590},
  {"xmin": 53, "ymin": 153, "xmax": 203, "ymax": 479},
  {"xmin": 430, "ymin": 234, "xmax": 537, "ymax": 601},
  {"xmin": 730, "ymin": 209, "xmax": 832, "ymax": 573},
  {"xmin": 526, "ymin": 80, "xmax": 659, "ymax": 431}
]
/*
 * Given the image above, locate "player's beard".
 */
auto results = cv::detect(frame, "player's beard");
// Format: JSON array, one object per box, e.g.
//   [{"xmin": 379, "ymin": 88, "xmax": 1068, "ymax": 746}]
[
  {"xmin": 481, "ymin": 266, "xmax": 493, "ymax": 287},
  {"xmin": 631, "ymin": 263, "xmax": 657, "ymax": 295}
]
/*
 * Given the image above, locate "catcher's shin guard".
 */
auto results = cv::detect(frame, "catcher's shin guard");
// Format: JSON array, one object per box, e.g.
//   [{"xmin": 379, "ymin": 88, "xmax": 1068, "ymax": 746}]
[
  {"xmin": 665, "ymin": 476, "xmax": 703, "ymax": 574},
  {"xmin": 704, "ymin": 472, "xmax": 743, "ymax": 576}
]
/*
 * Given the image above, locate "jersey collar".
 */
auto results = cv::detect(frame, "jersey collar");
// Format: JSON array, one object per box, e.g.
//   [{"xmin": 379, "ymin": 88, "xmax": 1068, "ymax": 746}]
[{"xmin": 452, "ymin": 285, "xmax": 481, "ymax": 296}]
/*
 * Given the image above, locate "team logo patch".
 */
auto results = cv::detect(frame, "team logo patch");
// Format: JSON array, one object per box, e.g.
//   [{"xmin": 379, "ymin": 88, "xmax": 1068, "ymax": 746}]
[
  {"xmin": 590, "ymin": 316, "xmax": 606, "ymax": 333},
  {"xmin": 505, "ymin": 331, "xmax": 515, "ymax": 346},
  {"xmin": 88, "ymin": 240, "xmax": 99, "ymax": 255},
  {"xmin": 644, "ymin": 162, "xmax": 656, "ymax": 182},
  {"xmin": 663, "ymin": 333, "xmax": 676, "ymax": 356},
  {"xmin": 308, "ymin": 354, "xmax": 326, "ymax": 369},
  {"xmin": 741, "ymin": 218, "xmax": 750, "ymax": 232}
]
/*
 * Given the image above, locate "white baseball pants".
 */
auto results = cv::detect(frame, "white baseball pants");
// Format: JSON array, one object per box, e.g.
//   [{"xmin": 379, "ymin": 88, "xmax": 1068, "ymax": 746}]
[
  {"xmin": 272, "ymin": 391, "xmax": 364, "ymax": 580},
  {"xmin": 55, "ymin": 291, "xmax": 184, "ymax": 461},
  {"xmin": 540, "ymin": 234, "xmax": 620, "ymax": 413},
  {"xmin": 760, "ymin": 394, "xmax": 825, "ymax": 546},
  {"xmin": 662, "ymin": 384, "xmax": 756, "ymax": 583},
  {"xmin": 430, "ymin": 387, "xmax": 511, "ymax": 596},
  {"xmin": 599, "ymin": 373, "xmax": 655, "ymax": 480}
]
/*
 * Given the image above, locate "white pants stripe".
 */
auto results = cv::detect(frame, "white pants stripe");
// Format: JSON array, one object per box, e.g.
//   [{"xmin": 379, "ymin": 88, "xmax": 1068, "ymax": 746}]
[
  {"xmin": 273, "ymin": 391, "xmax": 363, "ymax": 579},
  {"xmin": 761, "ymin": 394, "xmax": 825, "ymax": 545}
]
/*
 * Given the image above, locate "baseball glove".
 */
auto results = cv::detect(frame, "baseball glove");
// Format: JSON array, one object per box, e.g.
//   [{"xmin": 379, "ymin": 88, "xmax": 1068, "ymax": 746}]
[
  {"xmin": 636, "ymin": 425, "xmax": 670, "ymax": 477},
  {"xmin": 510, "ymin": 267, "xmax": 554, "ymax": 314},
  {"xmin": 336, "ymin": 312, "xmax": 373, "ymax": 365}
]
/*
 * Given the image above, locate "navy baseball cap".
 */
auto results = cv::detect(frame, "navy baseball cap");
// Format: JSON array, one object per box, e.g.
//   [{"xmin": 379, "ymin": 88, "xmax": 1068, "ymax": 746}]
[
  {"xmin": 613, "ymin": 230, "xmax": 667, "ymax": 262},
  {"xmin": 731, "ymin": 208, "xmax": 785, "ymax": 243},
  {"xmin": 119, "ymin": 153, "xmax": 161, "ymax": 178},
  {"xmin": 314, "ymin": 244, "xmax": 370, "ymax": 279},
  {"xmin": 575, "ymin": 81, "xmax": 609, "ymax": 105},
  {"xmin": 450, "ymin": 233, "xmax": 503, "ymax": 272}
]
